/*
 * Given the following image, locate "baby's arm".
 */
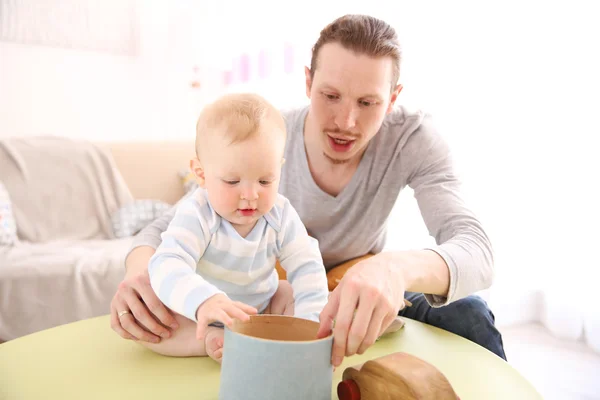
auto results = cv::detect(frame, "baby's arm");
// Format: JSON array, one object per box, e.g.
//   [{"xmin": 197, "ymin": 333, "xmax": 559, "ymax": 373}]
[
  {"xmin": 148, "ymin": 194, "xmax": 224, "ymax": 322},
  {"xmin": 277, "ymin": 199, "xmax": 329, "ymax": 322}
]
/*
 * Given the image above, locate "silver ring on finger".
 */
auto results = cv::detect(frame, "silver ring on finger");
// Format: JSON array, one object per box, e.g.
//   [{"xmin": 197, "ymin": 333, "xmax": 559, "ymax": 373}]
[{"xmin": 118, "ymin": 310, "xmax": 131, "ymax": 319}]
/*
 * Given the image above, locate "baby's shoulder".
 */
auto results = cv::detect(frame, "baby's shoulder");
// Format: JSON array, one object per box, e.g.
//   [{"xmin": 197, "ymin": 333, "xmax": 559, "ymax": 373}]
[
  {"xmin": 263, "ymin": 194, "xmax": 293, "ymax": 233},
  {"xmin": 176, "ymin": 188, "xmax": 221, "ymax": 233}
]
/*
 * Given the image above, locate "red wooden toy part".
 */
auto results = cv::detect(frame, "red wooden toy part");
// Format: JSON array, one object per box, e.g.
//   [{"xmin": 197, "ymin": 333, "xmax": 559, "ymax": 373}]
[{"xmin": 337, "ymin": 378, "xmax": 361, "ymax": 400}]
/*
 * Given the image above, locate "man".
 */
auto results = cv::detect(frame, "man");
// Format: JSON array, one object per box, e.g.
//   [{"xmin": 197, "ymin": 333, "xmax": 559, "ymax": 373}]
[{"xmin": 110, "ymin": 14, "xmax": 506, "ymax": 364}]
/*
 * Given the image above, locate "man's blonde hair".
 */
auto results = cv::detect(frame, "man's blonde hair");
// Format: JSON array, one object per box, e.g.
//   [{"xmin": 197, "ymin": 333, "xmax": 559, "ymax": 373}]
[{"xmin": 195, "ymin": 93, "xmax": 286, "ymax": 157}]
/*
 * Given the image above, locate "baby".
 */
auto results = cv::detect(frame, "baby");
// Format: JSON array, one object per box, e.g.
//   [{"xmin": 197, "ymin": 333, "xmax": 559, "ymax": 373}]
[{"xmin": 147, "ymin": 93, "xmax": 329, "ymax": 363}]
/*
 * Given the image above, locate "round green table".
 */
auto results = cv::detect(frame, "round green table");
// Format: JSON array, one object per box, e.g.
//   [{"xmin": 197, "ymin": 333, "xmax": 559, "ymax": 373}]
[{"xmin": 0, "ymin": 315, "xmax": 541, "ymax": 399}]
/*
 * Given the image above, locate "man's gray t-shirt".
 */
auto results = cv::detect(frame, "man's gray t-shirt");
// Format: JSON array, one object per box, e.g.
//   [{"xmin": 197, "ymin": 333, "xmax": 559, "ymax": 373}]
[{"xmin": 131, "ymin": 105, "xmax": 493, "ymax": 305}]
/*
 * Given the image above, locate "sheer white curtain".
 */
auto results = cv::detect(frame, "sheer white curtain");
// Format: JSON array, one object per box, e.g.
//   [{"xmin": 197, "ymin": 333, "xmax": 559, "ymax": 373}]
[{"xmin": 174, "ymin": 0, "xmax": 600, "ymax": 349}]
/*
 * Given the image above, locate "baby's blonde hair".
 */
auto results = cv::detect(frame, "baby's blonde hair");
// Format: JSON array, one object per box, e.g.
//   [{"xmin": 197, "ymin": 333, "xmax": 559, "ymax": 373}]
[{"xmin": 195, "ymin": 93, "xmax": 286, "ymax": 158}]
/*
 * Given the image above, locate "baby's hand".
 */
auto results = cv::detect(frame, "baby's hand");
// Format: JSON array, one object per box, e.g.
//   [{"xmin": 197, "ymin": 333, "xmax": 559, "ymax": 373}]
[{"xmin": 195, "ymin": 294, "xmax": 257, "ymax": 340}]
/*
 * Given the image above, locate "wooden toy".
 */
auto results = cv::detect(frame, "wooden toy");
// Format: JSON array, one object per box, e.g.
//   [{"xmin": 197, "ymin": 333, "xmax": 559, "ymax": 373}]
[{"xmin": 337, "ymin": 352, "xmax": 460, "ymax": 400}]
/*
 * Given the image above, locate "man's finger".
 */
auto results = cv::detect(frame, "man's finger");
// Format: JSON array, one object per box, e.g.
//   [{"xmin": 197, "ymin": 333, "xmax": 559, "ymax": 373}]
[
  {"xmin": 378, "ymin": 313, "xmax": 400, "ymax": 337},
  {"xmin": 317, "ymin": 288, "xmax": 340, "ymax": 338},
  {"xmin": 110, "ymin": 305, "xmax": 136, "ymax": 340},
  {"xmin": 119, "ymin": 311, "xmax": 160, "ymax": 343},
  {"xmin": 113, "ymin": 292, "xmax": 161, "ymax": 343},
  {"xmin": 140, "ymin": 287, "xmax": 179, "ymax": 330},
  {"xmin": 346, "ymin": 290, "xmax": 377, "ymax": 356},
  {"xmin": 357, "ymin": 304, "xmax": 388, "ymax": 355},
  {"xmin": 331, "ymin": 282, "xmax": 360, "ymax": 367},
  {"xmin": 124, "ymin": 290, "xmax": 171, "ymax": 339}
]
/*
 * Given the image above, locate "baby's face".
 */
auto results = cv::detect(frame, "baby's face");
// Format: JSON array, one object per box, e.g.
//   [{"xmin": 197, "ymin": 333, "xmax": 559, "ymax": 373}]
[{"xmin": 201, "ymin": 130, "xmax": 285, "ymax": 234}]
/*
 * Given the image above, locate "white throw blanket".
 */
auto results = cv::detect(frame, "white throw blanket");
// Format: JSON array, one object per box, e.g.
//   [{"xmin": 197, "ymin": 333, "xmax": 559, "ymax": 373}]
[
  {"xmin": 0, "ymin": 136, "xmax": 133, "ymax": 242},
  {"xmin": 0, "ymin": 238, "xmax": 131, "ymax": 340},
  {"xmin": 0, "ymin": 136, "xmax": 134, "ymax": 340}
]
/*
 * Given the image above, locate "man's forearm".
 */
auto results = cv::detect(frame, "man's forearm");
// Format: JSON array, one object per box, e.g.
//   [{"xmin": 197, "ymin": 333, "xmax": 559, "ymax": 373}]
[
  {"xmin": 125, "ymin": 204, "xmax": 178, "ymax": 274},
  {"xmin": 124, "ymin": 246, "xmax": 157, "ymax": 274},
  {"xmin": 129, "ymin": 205, "xmax": 178, "ymax": 252},
  {"xmin": 377, "ymin": 250, "xmax": 450, "ymax": 297}
]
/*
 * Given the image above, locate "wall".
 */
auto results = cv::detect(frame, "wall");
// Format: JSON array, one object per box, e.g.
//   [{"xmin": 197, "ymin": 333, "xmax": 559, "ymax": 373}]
[{"xmin": 0, "ymin": 1, "xmax": 178, "ymax": 141}]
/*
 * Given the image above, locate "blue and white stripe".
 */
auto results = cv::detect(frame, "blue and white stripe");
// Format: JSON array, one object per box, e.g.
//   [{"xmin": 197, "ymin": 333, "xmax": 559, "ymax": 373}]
[{"xmin": 148, "ymin": 188, "xmax": 329, "ymax": 323}]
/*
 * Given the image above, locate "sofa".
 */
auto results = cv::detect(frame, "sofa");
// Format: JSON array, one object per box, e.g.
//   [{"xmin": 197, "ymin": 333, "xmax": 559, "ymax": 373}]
[
  {"xmin": 0, "ymin": 137, "xmax": 196, "ymax": 342},
  {"xmin": 0, "ymin": 136, "xmax": 361, "ymax": 343}
]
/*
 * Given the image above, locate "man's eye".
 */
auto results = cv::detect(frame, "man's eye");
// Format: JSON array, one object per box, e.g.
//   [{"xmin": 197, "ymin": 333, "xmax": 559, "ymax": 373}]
[
  {"xmin": 324, "ymin": 93, "xmax": 338, "ymax": 100},
  {"xmin": 360, "ymin": 100, "xmax": 374, "ymax": 107}
]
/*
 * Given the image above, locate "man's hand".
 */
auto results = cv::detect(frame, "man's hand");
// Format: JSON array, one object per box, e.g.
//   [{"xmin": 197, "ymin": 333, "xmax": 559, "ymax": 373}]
[
  {"xmin": 316, "ymin": 254, "xmax": 407, "ymax": 367},
  {"xmin": 110, "ymin": 246, "xmax": 179, "ymax": 343},
  {"xmin": 195, "ymin": 294, "xmax": 258, "ymax": 340}
]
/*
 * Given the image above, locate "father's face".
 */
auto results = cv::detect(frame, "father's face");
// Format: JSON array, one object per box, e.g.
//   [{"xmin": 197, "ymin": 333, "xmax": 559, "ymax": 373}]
[{"xmin": 305, "ymin": 42, "xmax": 402, "ymax": 164}]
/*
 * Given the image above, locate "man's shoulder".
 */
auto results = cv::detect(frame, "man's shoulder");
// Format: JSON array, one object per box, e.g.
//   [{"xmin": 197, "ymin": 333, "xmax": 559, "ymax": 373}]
[
  {"xmin": 382, "ymin": 105, "xmax": 426, "ymax": 131},
  {"xmin": 279, "ymin": 105, "xmax": 307, "ymax": 118},
  {"xmin": 379, "ymin": 105, "xmax": 439, "ymax": 146},
  {"xmin": 279, "ymin": 105, "xmax": 309, "ymax": 131}
]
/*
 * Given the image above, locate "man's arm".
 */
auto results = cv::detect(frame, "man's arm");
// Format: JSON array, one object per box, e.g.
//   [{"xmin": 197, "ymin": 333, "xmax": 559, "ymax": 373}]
[
  {"xmin": 374, "ymin": 249, "xmax": 450, "ymax": 298},
  {"xmin": 111, "ymin": 192, "xmax": 192, "ymax": 341},
  {"xmin": 125, "ymin": 204, "xmax": 178, "ymax": 271},
  {"xmin": 403, "ymin": 117, "xmax": 494, "ymax": 306}
]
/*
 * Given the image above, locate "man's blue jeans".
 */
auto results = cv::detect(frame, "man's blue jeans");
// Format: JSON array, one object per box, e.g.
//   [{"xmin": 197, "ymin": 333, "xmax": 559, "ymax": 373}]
[{"xmin": 399, "ymin": 292, "xmax": 507, "ymax": 360}]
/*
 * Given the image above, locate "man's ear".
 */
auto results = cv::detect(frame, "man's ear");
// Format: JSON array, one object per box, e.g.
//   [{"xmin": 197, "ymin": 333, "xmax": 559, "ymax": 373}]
[
  {"xmin": 387, "ymin": 83, "xmax": 403, "ymax": 114},
  {"xmin": 304, "ymin": 66, "xmax": 312, "ymax": 99},
  {"xmin": 189, "ymin": 157, "xmax": 206, "ymax": 188}
]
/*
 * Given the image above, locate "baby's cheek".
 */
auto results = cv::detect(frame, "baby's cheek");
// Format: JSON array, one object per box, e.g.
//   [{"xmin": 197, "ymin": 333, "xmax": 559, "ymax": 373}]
[{"xmin": 263, "ymin": 192, "xmax": 277, "ymax": 209}]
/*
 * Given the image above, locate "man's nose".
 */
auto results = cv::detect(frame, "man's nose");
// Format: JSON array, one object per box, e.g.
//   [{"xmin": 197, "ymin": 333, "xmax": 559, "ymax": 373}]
[{"xmin": 335, "ymin": 102, "xmax": 358, "ymax": 131}]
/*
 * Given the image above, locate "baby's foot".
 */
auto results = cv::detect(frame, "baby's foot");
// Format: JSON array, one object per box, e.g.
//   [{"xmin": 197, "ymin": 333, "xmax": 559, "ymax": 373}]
[{"xmin": 204, "ymin": 327, "xmax": 225, "ymax": 363}]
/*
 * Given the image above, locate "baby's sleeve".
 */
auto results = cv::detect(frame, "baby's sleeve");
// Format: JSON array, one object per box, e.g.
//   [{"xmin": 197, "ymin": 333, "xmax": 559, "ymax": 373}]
[
  {"xmin": 148, "ymin": 194, "xmax": 225, "ymax": 322},
  {"xmin": 277, "ymin": 199, "xmax": 329, "ymax": 322}
]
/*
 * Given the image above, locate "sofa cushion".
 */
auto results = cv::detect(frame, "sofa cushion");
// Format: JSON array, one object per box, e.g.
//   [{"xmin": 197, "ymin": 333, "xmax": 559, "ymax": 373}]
[
  {"xmin": 111, "ymin": 199, "xmax": 171, "ymax": 238},
  {"xmin": 0, "ymin": 238, "xmax": 131, "ymax": 341},
  {"xmin": 179, "ymin": 169, "xmax": 199, "ymax": 194},
  {"xmin": 0, "ymin": 137, "xmax": 133, "ymax": 242},
  {"xmin": 0, "ymin": 182, "xmax": 17, "ymax": 246}
]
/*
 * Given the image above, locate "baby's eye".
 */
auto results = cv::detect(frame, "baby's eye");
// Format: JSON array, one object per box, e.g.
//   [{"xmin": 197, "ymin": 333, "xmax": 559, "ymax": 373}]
[
  {"xmin": 224, "ymin": 180, "xmax": 239, "ymax": 185},
  {"xmin": 259, "ymin": 180, "xmax": 272, "ymax": 186}
]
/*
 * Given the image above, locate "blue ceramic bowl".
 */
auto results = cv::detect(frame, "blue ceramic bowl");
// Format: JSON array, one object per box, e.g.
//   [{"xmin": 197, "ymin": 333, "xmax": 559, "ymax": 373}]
[{"xmin": 219, "ymin": 315, "xmax": 334, "ymax": 400}]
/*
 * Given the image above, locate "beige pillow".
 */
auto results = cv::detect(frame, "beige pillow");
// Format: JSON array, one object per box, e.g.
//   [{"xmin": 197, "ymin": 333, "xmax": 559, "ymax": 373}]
[{"xmin": 0, "ymin": 136, "xmax": 133, "ymax": 242}]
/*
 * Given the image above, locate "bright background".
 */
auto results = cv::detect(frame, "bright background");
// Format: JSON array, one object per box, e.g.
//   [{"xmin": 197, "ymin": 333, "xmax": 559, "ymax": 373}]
[{"xmin": 1, "ymin": 0, "xmax": 599, "ymax": 355}]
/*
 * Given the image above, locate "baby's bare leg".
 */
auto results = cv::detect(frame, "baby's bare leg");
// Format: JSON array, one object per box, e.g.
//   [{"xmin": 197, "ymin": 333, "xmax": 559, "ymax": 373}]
[
  {"xmin": 264, "ymin": 280, "xmax": 295, "ymax": 316},
  {"xmin": 137, "ymin": 313, "xmax": 223, "ymax": 361}
]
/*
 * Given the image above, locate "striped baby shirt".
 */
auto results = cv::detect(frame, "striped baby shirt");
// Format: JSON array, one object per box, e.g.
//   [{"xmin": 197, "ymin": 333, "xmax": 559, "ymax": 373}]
[{"xmin": 148, "ymin": 188, "xmax": 329, "ymax": 323}]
